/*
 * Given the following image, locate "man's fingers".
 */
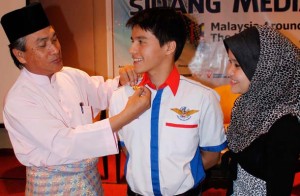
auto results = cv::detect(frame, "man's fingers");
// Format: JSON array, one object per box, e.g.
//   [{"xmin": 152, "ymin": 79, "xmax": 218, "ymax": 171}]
[
  {"xmin": 137, "ymin": 86, "xmax": 151, "ymax": 98},
  {"xmin": 119, "ymin": 65, "xmax": 138, "ymax": 86},
  {"xmin": 131, "ymin": 86, "xmax": 150, "ymax": 97}
]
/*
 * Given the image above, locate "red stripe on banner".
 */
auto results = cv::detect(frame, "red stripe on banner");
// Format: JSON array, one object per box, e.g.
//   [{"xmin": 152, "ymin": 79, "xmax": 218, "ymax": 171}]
[{"xmin": 166, "ymin": 123, "xmax": 198, "ymax": 128}]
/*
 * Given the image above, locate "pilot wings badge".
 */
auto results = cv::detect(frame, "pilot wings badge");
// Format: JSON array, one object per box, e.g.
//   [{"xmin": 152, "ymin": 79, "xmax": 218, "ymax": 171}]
[{"xmin": 171, "ymin": 107, "xmax": 199, "ymax": 121}]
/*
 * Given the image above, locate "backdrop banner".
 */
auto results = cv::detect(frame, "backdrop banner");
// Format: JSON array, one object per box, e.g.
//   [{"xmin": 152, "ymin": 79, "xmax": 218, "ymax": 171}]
[{"xmin": 113, "ymin": 0, "xmax": 300, "ymax": 88}]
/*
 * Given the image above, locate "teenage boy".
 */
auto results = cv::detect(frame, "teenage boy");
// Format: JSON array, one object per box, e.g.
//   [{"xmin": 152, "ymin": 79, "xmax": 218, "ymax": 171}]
[{"xmin": 109, "ymin": 7, "xmax": 227, "ymax": 196}]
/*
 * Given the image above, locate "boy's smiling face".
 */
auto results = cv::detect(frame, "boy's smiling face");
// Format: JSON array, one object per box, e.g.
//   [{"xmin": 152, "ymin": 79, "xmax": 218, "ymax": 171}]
[{"xmin": 129, "ymin": 25, "xmax": 169, "ymax": 76}]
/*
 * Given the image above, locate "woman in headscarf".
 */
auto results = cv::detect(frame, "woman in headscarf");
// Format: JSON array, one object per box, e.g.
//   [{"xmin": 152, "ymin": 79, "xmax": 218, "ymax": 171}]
[{"xmin": 223, "ymin": 25, "xmax": 300, "ymax": 195}]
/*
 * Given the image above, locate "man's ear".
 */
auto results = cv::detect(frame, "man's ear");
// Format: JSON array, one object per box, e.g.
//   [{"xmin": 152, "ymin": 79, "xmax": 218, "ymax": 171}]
[
  {"xmin": 166, "ymin": 41, "xmax": 176, "ymax": 55},
  {"xmin": 12, "ymin": 49, "xmax": 26, "ymax": 64}
]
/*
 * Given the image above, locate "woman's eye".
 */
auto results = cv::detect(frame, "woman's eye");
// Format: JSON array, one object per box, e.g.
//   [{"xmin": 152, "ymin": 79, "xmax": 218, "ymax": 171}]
[
  {"xmin": 229, "ymin": 60, "xmax": 240, "ymax": 68},
  {"xmin": 234, "ymin": 63, "xmax": 240, "ymax": 68}
]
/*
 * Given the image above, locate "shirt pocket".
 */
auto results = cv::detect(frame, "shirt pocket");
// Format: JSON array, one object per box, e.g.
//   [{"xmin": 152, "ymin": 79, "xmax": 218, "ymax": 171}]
[
  {"xmin": 163, "ymin": 119, "xmax": 199, "ymax": 155},
  {"xmin": 80, "ymin": 105, "xmax": 93, "ymax": 124}
]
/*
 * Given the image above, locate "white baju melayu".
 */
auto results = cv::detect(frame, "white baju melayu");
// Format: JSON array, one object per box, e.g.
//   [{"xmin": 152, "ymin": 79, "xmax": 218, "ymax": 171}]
[{"xmin": 3, "ymin": 66, "xmax": 119, "ymax": 195}]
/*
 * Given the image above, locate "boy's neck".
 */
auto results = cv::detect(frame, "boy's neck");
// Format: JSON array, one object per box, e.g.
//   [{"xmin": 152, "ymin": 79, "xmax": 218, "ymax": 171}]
[{"xmin": 148, "ymin": 64, "xmax": 174, "ymax": 89}]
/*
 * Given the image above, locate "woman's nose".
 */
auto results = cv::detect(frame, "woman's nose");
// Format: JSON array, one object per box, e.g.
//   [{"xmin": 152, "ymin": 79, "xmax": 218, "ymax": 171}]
[{"xmin": 227, "ymin": 63, "xmax": 234, "ymax": 78}]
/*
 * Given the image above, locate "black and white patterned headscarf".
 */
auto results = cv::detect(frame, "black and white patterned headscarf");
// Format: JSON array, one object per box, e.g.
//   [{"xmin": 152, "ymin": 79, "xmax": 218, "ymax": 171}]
[{"xmin": 225, "ymin": 25, "xmax": 300, "ymax": 153}]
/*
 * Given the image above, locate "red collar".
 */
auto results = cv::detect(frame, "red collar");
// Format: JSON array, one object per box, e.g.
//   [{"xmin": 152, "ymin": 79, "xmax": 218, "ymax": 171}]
[{"xmin": 138, "ymin": 66, "xmax": 179, "ymax": 95}]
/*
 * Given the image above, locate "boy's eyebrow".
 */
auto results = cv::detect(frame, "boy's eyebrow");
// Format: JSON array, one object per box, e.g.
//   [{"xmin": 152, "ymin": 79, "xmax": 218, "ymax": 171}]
[{"xmin": 131, "ymin": 36, "xmax": 147, "ymax": 40}]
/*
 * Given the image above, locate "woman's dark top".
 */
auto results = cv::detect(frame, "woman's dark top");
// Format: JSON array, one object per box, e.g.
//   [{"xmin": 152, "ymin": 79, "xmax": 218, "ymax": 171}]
[{"xmin": 232, "ymin": 114, "xmax": 300, "ymax": 196}]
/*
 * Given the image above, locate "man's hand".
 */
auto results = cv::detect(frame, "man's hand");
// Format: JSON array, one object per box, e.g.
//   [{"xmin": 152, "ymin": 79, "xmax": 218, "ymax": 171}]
[
  {"xmin": 109, "ymin": 86, "xmax": 151, "ymax": 132},
  {"xmin": 119, "ymin": 65, "xmax": 138, "ymax": 86},
  {"xmin": 124, "ymin": 86, "xmax": 151, "ymax": 118}
]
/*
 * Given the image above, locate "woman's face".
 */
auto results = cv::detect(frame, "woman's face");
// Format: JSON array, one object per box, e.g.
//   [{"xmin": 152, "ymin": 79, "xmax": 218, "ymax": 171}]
[{"xmin": 227, "ymin": 49, "xmax": 250, "ymax": 94}]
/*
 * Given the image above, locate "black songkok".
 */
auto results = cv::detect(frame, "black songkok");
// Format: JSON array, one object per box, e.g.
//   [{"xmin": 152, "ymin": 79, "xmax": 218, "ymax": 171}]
[{"xmin": 1, "ymin": 3, "xmax": 50, "ymax": 44}]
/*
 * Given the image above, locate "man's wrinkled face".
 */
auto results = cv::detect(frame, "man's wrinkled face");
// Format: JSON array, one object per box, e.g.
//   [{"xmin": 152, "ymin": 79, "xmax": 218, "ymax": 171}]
[{"xmin": 15, "ymin": 26, "xmax": 63, "ymax": 78}]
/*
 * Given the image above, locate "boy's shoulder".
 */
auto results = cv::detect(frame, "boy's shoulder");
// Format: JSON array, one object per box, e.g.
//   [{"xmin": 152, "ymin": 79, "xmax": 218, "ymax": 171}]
[
  {"xmin": 178, "ymin": 75, "xmax": 220, "ymax": 100},
  {"xmin": 111, "ymin": 85, "xmax": 135, "ymax": 100},
  {"xmin": 179, "ymin": 75, "xmax": 212, "ymax": 91}
]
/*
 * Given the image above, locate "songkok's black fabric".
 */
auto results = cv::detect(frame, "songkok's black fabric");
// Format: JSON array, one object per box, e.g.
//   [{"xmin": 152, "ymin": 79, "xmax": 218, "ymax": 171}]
[
  {"xmin": 223, "ymin": 27, "xmax": 260, "ymax": 81},
  {"xmin": 1, "ymin": 3, "xmax": 50, "ymax": 43}
]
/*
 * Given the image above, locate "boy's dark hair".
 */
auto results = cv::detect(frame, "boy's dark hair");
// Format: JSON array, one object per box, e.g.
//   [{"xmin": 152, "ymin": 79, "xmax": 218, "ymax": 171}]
[{"xmin": 126, "ymin": 7, "xmax": 187, "ymax": 61}]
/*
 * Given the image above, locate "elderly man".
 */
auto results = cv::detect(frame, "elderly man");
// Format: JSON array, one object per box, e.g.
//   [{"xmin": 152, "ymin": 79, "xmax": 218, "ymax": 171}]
[{"xmin": 1, "ymin": 3, "xmax": 150, "ymax": 195}]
